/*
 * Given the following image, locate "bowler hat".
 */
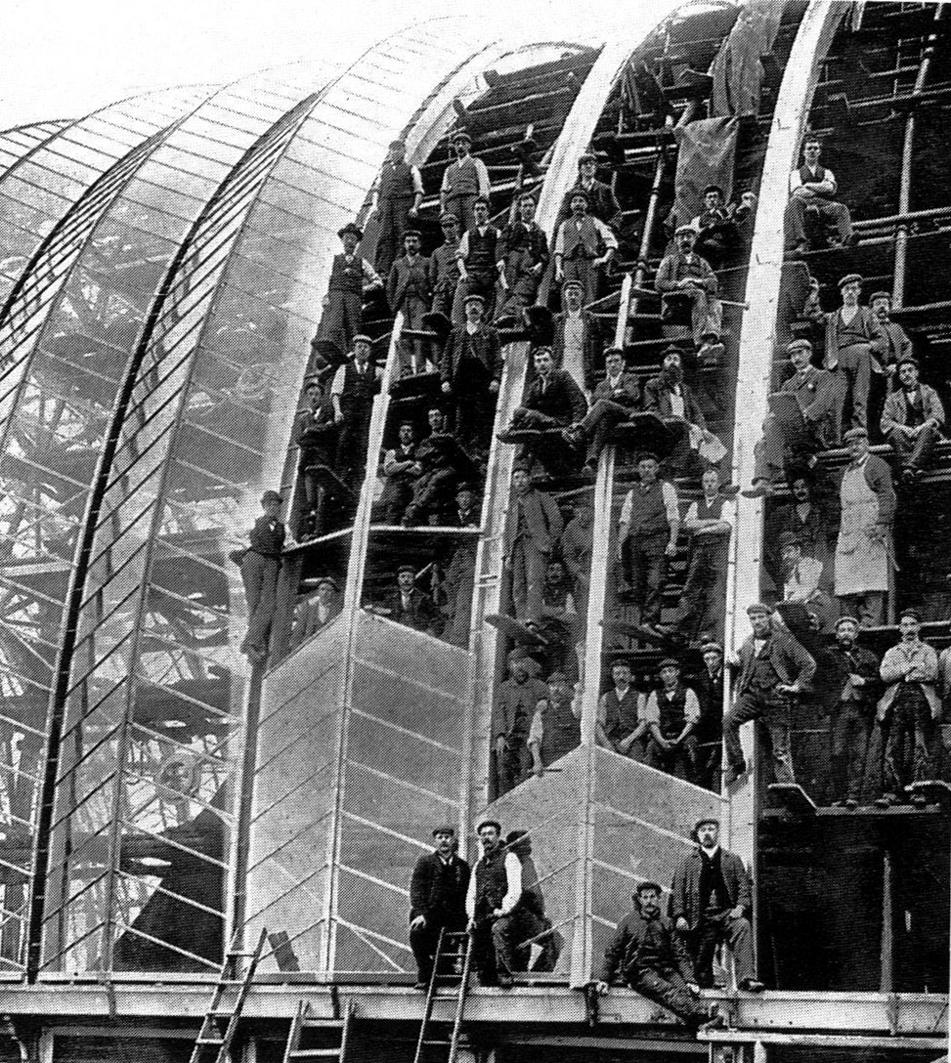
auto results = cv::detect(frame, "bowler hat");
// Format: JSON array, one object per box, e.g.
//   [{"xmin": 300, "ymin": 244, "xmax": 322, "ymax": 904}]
[
  {"xmin": 402, "ymin": 229, "xmax": 421, "ymax": 241},
  {"xmin": 261, "ymin": 490, "xmax": 282, "ymax": 504},
  {"xmin": 397, "ymin": 563, "xmax": 416, "ymax": 575},
  {"xmin": 337, "ymin": 221, "xmax": 363, "ymax": 240}
]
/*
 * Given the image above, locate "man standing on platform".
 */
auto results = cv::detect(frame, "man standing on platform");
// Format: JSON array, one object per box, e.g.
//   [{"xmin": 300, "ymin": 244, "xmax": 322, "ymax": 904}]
[
  {"xmin": 440, "ymin": 292, "xmax": 501, "ymax": 454},
  {"xmin": 431, "ymin": 213, "xmax": 463, "ymax": 322},
  {"xmin": 654, "ymin": 225, "xmax": 721, "ymax": 352},
  {"xmin": 561, "ymin": 496, "xmax": 594, "ymax": 615},
  {"xmin": 456, "ymin": 196, "xmax": 503, "ymax": 321},
  {"xmin": 313, "ymin": 223, "xmax": 383, "ymax": 363},
  {"xmin": 330, "ymin": 334, "xmax": 381, "ymax": 490},
  {"xmin": 497, "ymin": 192, "xmax": 549, "ymax": 323},
  {"xmin": 692, "ymin": 641, "xmax": 725, "ymax": 791},
  {"xmin": 372, "ymin": 138, "xmax": 423, "ymax": 279},
  {"xmin": 237, "ymin": 490, "xmax": 287, "ymax": 664},
  {"xmin": 551, "ymin": 278, "xmax": 604, "ymax": 392},
  {"xmin": 834, "ymin": 427, "xmax": 895, "ymax": 628},
  {"xmin": 784, "ymin": 136, "xmax": 854, "ymax": 255},
  {"xmin": 723, "ymin": 603, "xmax": 815, "ymax": 787},
  {"xmin": 440, "ymin": 129, "xmax": 491, "ymax": 235},
  {"xmin": 409, "ymin": 826, "xmax": 470, "ymax": 989},
  {"xmin": 670, "ymin": 818, "xmax": 764, "ymax": 992},
  {"xmin": 881, "ymin": 356, "xmax": 945, "ymax": 485},
  {"xmin": 466, "ymin": 820, "xmax": 523, "ymax": 988},
  {"xmin": 503, "ymin": 466, "xmax": 563, "ymax": 625},
  {"xmin": 386, "ymin": 228, "xmax": 433, "ymax": 375},
  {"xmin": 553, "ymin": 188, "xmax": 617, "ymax": 307},
  {"xmin": 294, "ymin": 374, "xmax": 339, "ymax": 540},
  {"xmin": 596, "ymin": 659, "xmax": 646, "ymax": 759},
  {"xmin": 555, "ymin": 150, "xmax": 622, "ymax": 230},
  {"xmin": 869, "ymin": 290, "xmax": 913, "ymax": 382}
]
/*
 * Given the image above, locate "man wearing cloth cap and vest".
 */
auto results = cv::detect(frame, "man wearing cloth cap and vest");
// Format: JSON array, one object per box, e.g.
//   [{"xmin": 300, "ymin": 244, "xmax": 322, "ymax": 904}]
[
  {"xmin": 466, "ymin": 820, "xmax": 523, "ymax": 987},
  {"xmin": 784, "ymin": 135, "xmax": 854, "ymax": 255},
  {"xmin": 654, "ymin": 225, "xmax": 722, "ymax": 351},
  {"xmin": 528, "ymin": 671, "xmax": 581, "ymax": 775},
  {"xmin": 595, "ymin": 881, "xmax": 723, "ymax": 1030},
  {"xmin": 441, "ymin": 129, "xmax": 491, "ymax": 236},
  {"xmin": 497, "ymin": 193, "xmax": 549, "ymax": 324},
  {"xmin": 670, "ymin": 818, "xmax": 763, "ymax": 992},
  {"xmin": 834, "ymin": 426, "xmax": 895, "ymax": 628},
  {"xmin": 383, "ymin": 563, "xmax": 442, "ymax": 636},
  {"xmin": 237, "ymin": 491, "xmax": 287, "ymax": 663},
  {"xmin": 805, "ymin": 273, "xmax": 887, "ymax": 441},
  {"xmin": 456, "ymin": 196, "xmax": 503, "ymax": 321},
  {"xmin": 551, "ymin": 278, "xmax": 604, "ymax": 392},
  {"xmin": 371, "ymin": 139, "xmax": 423, "ymax": 279},
  {"xmin": 724, "ymin": 602, "xmax": 816, "ymax": 787},
  {"xmin": 553, "ymin": 187, "xmax": 617, "ymax": 307},
  {"xmin": 495, "ymin": 649, "xmax": 549, "ymax": 796},
  {"xmin": 597, "ymin": 659, "xmax": 647, "ymax": 759},
  {"xmin": 875, "ymin": 607, "xmax": 941, "ymax": 808},
  {"xmin": 825, "ymin": 615, "xmax": 880, "ymax": 808},
  {"xmin": 746, "ymin": 338, "xmax": 837, "ymax": 497},
  {"xmin": 313, "ymin": 222, "xmax": 383, "ymax": 363},
  {"xmin": 386, "ymin": 228, "xmax": 434, "ymax": 375},
  {"xmin": 431, "ymin": 213, "xmax": 463, "ymax": 322},
  {"xmin": 330, "ymin": 334, "xmax": 382, "ymax": 489},
  {"xmin": 881, "ymin": 355, "xmax": 945, "ymax": 485},
  {"xmin": 554, "ymin": 151, "xmax": 622, "ymax": 231},
  {"xmin": 440, "ymin": 292, "xmax": 501, "ymax": 455},
  {"xmin": 294, "ymin": 374, "xmax": 339, "ymax": 539},
  {"xmin": 409, "ymin": 825, "xmax": 470, "ymax": 989},
  {"xmin": 642, "ymin": 658, "xmax": 701, "ymax": 782}
]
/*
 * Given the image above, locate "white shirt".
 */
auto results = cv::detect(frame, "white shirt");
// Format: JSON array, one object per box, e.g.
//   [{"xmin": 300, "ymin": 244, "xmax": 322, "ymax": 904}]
[
  {"xmin": 330, "ymin": 360, "xmax": 381, "ymax": 396},
  {"xmin": 753, "ymin": 637, "xmax": 768, "ymax": 657},
  {"xmin": 441, "ymin": 154, "xmax": 491, "ymax": 197},
  {"xmin": 619, "ymin": 481, "xmax": 680, "ymax": 527},
  {"xmin": 641, "ymin": 686, "xmax": 701, "ymax": 725},
  {"xmin": 554, "ymin": 214, "xmax": 618, "ymax": 256},
  {"xmin": 465, "ymin": 850, "xmax": 523, "ymax": 918},
  {"xmin": 457, "ymin": 225, "xmax": 495, "ymax": 259},
  {"xmin": 683, "ymin": 495, "xmax": 735, "ymax": 536},
  {"xmin": 789, "ymin": 165, "xmax": 837, "ymax": 194},
  {"xmin": 668, "ymin": 387, "xmax": 685, "ymax": 419}
]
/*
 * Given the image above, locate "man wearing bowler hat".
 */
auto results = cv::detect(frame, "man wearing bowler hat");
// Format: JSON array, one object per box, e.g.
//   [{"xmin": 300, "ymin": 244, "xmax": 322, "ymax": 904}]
[
  {"xmin": 553, "ymin": 187, "xmax": 617, "ymax": 306},
  {"xmin": 440, "ymin": 292, "xmax": 502, "ymax": 454},
  {"xmin": 313, "ymin": 221, "xmax": 382, "ymax": 364},
  {"xmin": 881, "ymin": 355, "xmax": 945, "ymax": 484},
  {"xmin": 440, "ymin": 129, "xmax": 491, "ymax": 234},
  {"xmin": 372, "ymin": 138, "xmax": 423, "ymax": 278},
  {"xmin": 330, "ymin": 334, "xmax": 382, "ymax": 489},
  {"xmin": 409, "ymin": 825, "xmax": 470, "ymax": 988},
  {"xmin": 670, "ymin": 818, "xmax": 763, "ymax": 992}
]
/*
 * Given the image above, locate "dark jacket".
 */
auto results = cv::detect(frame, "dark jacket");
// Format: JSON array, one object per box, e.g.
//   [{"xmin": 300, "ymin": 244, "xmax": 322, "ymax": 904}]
[
  {"xmin": 599, "ymin": 902, "xmax": 696, "ymax": 983},
  {"xmin": 774, "ymin": 364, "xmax": 837, "ymax": 448},
  {"xmin": 735, "ymin": 624, "xmax": 816, "ymax": 694},
  {"xmin": 551, "ymin": 309, "xmax": 603, "ymax": 391},
  {"xmin": 556, "ymin": 179, "xmax": 622, "ymax": 230},
  {"xmin": 669, "ymin": 846, "xmax": 752, "ymax": 932},
  {"xmin": 643, "ymin": 376, "xmax": 706, "ymax": 429},
  {"xmin": 499, "ymin": 220, "xmax": 549, "ymax": 270},
  {"xmin": 440, "ymin": 325, "xmax": 502, "ymax": 387},
  {"xmin": 409, "ymin": 851, "xmax": 470, "ymax": 925},
  {"xmin": 504, "ymin": 487, "xmax": 564, "ymax": 556},
  {"xmin": 591, "ymin": 371, "xmax": 641, "ymax": 408},
  {"xmin": 387, "ymin": 254, "xmax": 433, "ymax": 311},
  {"xmin": 385, "ymin": 588, "xmax": 442, "ymax": 634},
  {"xmin": 881, "ymin": 384, "xmax": 945, "ymax": 437},
  {"xmin": 655, "ymin": 250, "xmax": 717, "ymax": 296},
  {"xmin": 824, "ymin": 642, "xmax": 881, "ymax": 713},
  {"xmin": 522, "ymin": 368, "xmax": 588, "ymax": 425},
  {"xmin": 817, "ymin": 305, "xmax": 887, "ymax": 371}
]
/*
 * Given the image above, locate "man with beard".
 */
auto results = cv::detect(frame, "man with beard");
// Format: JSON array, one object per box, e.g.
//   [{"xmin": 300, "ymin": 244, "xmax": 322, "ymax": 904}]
[
  {"xmin": 403, "ymin": 405, "xmax": 473, "ymax": 527},
  {"xmin": 643, "ymin": 347, "xmax": 717, "ymax": 476},
  {"xmin": 497, "ymin": 193, "xmax": 549, "ymax": 323},
  {"xmin": 371, "ymin": 138, "xmax": 423, "ymax": 279},
  {"xmin": 551, "ymin": 278, "xmax": 604, "ymax": 393},
  {"xmin": 440, "ymin": 293, "xmax": 501, "ymax": 455},
  {"xmin": 494, "ymin": 651, "xmax": 549, "ymax": 796},
  {"xmin": 654, "ymin": 225, "xmax": 722, "ymax": 352},
  {"xmin": 440, "ymin": 129, "xmax": 491, "ymax": 235},
  {"xmin": 642, "ymin": 658, "xmax": 701, "ymax": 782},
  {"xmin": 825, "ymin": 615, "xmax": 880, "ymax": 808},
  {"xmin": 386, "ymin": 228, "xmax": 434, "ymax": 375},
  {"xmin": 881, "ymin": 356, "xmax": 945, "ymax": 485},
  {"xmin": 553, "ymin": 188, "xmax": 617, "ymax": 307},
  {"xmin": 378, "ymin": 420, "xmax": 419, "ymax": 525},
  {"xmin": 595, "ymin": 881, "xmax": 723, "ymax": 1029},
  {"xmin": 409, "ymin": 825, "xmax": 470, "ymax": 989}
]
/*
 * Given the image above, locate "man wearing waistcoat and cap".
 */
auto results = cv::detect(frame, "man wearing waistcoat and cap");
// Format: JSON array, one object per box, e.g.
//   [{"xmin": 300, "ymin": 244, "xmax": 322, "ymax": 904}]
[
  {"xmin": 553, "ymin": 188, "xmax": 617, "ymax": 306},
  {"xmin": 495, "ymin": 650, "xmax": 549, "ymax": 796},
  {"xmin": 784, "ymin": 136, "xmax": 855, "ymax": 255},
  {"xmin": 654, "ymin": 225, "xmax": 722, "ymax": 351},
  {"xmin": 497, "ymin": 192, "xmax": 549, "ymax": 322},
  {"xmin": 387, "ymin": 228, "xmax": 434, "ymax": 375},
  {"xmin": 466, "ymin": 820, "xmax": 523, "ymax": 987},
  {"xmin": 330, "ymin": 335, "xmax": 382, "ymax": 489},
  {"xmin": 554, "ymin": 151, "xmax": 622, "ymax": 231},
  {"xmin": 313, "ymin": 222, "xmax": 383, "ymax": 363},
  {"xmin": 372, "ymin": 139, "xmax": 423, "ymax": 278},
  {"xmin": 643, "ymin": 658, "xmax": 701, "ymax": 782},
  {"xmin": 596, "ymin": 659, "xmax": 647, "ymax": 758},
  {"xmin": 528, "ymin": 671, "xmax": 581, "ymax": 775},
  {"xmin": 409, "ymin": 826, "xmax": 470, "ymax": 988},
  {"xmin": 237, "ymin": 491, "xmax": 287, "ymax": 664},
  {"xmin": 441, "ymin": 129, "xmax": 491, "ymax": 235},
  {"xmin": 431, "ymin": 213, "xmax": 464, "ymax": 322},
  {"xmin": 456, "ymin": 196, "xmax": 503, "ymax": 321}
]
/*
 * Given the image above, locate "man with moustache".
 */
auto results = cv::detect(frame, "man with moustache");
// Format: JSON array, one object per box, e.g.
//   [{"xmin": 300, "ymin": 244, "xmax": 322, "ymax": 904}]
[
  {"xmin": 440, "ymin": 129, "xmax": 491, "ymax": 234},
  {"xmin": 409, "ymin": 825, "xmax": 470, "ymax": 989},
  {"xmin": 643, "ymin": 346, "xmax": 717, "ymax": 476},
  {"xmin": 654, "ymin": 225, "xmax": 722, "ymax": 351},
  {"xmin": 466, "ymin": 820, "xmax": 523, "ymax": 988}
]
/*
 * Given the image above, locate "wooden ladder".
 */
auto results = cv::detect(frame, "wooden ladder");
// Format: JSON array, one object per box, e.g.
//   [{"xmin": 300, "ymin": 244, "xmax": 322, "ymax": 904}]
[
  {"xmin": 283, "ymin": 997, "xmax": 354, "ymax": 1063},
  {"xmin": 412, "ymin": 929, "xmax": 473, "ymax": 1063},
  {"xmin": 188, "ymin": 926, "xmax": 268, "ymax": 1063}
]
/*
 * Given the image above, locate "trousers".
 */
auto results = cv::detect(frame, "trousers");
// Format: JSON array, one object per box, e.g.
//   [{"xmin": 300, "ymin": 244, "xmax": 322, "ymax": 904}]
[
  {"xmin": 785, "ymin": 195, "xmax": 853, "ymax": 248},
  {"xmin": 691, "ymin": 910, "xmax": 756, "ymax": 988},
  {"xmin": 645, "ymin": 734, "xmax": 699, "ymax": 782},
  {"xmin": 240, "ymin": 552, "xmax": 280, "ymax": 656},
  {"xmin": 471, "ymin": 912, "xmax": 519, "ymax": 983},
  {"xmin": 724, "ymin": 689, "xmax": 795, "ymax": 782},
  {"xmin": 887, "ymin": 423, "xmax": 940, "ymax": 473},
  {"xmin": 829, "ymin": 702, "xmax": 872, "ymax": 802},
  {"xmin": 316, "ymin": 290, "xmax": 362, "ymax": 359},
  {"xmin": 882, "ymin": 685, "xmax": 935, "ymax": 796},
  {"xmin": 830, "ymin": 343, "xmax": 873, "ymax": 438},
  {"xmin": 509, "ymin": 536, "xmax": 548, "ymax": 623},
  {"xmin": 623, "ymin": 530, "xmax": 669, "ymax": 627},
  {"xmin": 409, "ymin": 917, "xmax": 465, "ymax": 982},
  {"xmin": 628, "ymin": 967, "xmax": 708, "ymax": 1026}
]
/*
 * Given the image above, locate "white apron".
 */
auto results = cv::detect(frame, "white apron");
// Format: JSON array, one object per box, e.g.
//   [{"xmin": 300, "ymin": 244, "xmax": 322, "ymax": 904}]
[{"xmin": 834, "ymin": 463, "xmax": 890, "ymax": 595}]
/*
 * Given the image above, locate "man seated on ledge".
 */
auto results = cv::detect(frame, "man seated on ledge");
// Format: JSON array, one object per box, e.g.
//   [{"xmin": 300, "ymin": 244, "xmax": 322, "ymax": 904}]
[
  {"xmin": 784, "ymin": 135, "xmax": 854, "ymax": 256},
  {"xmin": 881, "ymin": 355, "xmax": 945, "ymax": 486}
]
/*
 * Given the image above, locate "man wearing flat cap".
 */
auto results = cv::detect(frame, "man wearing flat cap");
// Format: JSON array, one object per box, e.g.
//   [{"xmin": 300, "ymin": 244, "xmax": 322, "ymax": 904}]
[
  {"xmin": 466, "ymin": 819, "xmax": 523, "ymax": 987},
  {"xmin": 881, "ymin": 355, "xmax": 945, "ymax": 484},
  {"xmin": 330, "ymin": 334, "xmax": 382, "ymax": 489},
  {"xmin": 383, "ymin": 563, "xmax": 442, "ymax": 636},
  {"xmin": 372, "ymin": 138, "xmax": 423, "ymax": 278},
  {"xmin": 553, "ymin": 187, "xmax": 617, "ymax": 306},
  {"xmin": 805, "ymin": 272, "xmax": 886, "ymax": 441},
  {"xmin": 670, "ymin": 818, "xmax": 763, "ymax": 992},
  {"xmin": 441, "ymin": 129, "xmax": 491, "ymax": 235},
  {"xmin": 595, "ymin": 881, "xmax": 723, "ymax": 1029},
  {"xmin": 497, "ymin": 192, "xmax": 549, "ymax": 323},
  {"xmin": 503, "ymin": 465, "xmax": 564, "ymax": 627},
  {"xmin": 290, "ymin": 575, "xmax": 342, "ymax": 649},
  {"xmin": 642, "ymin": 658, "xmax": 701, "ymax": 782},
  {"xmin": 566, "ymin": 346, "xmax": 640, "ymax": 475},
  {"xmin": 387, "ymin": 228, "xmax": 434, "ymax": 375},
  {"xmin": 554, "ymin": 151, "xmax": 622, "ymax": 231},
  {"xmin": 692, "ymin": 642, "xmax": 725, "ymax": 791},
  {"xmin": 313, "ymin": 221, "xmax": 382, "ymax": 363},
  {"xmin": 779, "ymin": 531, "xmax": 837, "ymax": 636},
  {"xmin": 723, "ymin": 602, "xmax": 815, "ymax": 786},
  {"xmin": 746, "ymin": 337, "xmax": 836, "ymax": 497},
  {"xmin": 456, "ymin": 196, "xmax": 503, "ymax": 321},
  {"xmin": 409, "ymin": 825, "xmax": 470, "ymax": 988},
  {"xmin": 551, "ymin": 277, "xmax": 605, "ymax": 392},
  {"xmin": 528, "ymin": 671, "xmax": 581, "ymax": 776},
  {"xmin": 440, "ymin": 291, "xmax": 502, "ymax": 454},
  {"xmin": 237, "ymin": 490, "xmax": 287, "ymax": 663},
  {"xmin": 431, "ymin": 213, "xmax": 464, "ymax": 322},
  {"xmin": 654, "ymin": 225, "xmax": 722, "ymax": 352},
  {"xmin": 834, "ymin": 426, "xmax": 895, "ymax": 627},
  {"xmin": 494, "ymin": 649, "xmax": 550, "ymax": 795},
  {"xmin": 875, "ymin": 607, "xmax": 941, "ymax": 807},
  {"xmin": 784, "ymin": 135, "xmax": 854, "ymax": 255}
]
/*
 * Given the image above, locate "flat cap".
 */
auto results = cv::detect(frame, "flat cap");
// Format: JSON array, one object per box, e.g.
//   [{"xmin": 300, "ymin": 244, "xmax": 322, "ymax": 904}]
[
  {"xmin": 899, "ymin": 606, "xmax": 923, "ymax": 621},
  {"xmin": 835, "ymin": 615, "xmax": 860, "ymax": 628},
  {"xmin": 568, "ymin": 186, "xmax": 591, "ymax": 203},
  {"xmin": 578, "ymin": 151, "xmax": 597, "ymax": 164},
  {"xmin": 694, "ymin": 816, "xmax": 720, "ymax": 833},
  {"xmin": 838, "ymin": 272, "xmax": 863, "ymax": 288},
  {"xmin": 352, "ymin": 333, "xmax": 374, "ymax": 346},
  {"xmin": 463, "ymin": 292, "xmax": 486, "ymax": 305},
  {"xmin": 397, "ymin": 563, "xmax": 416, "ymax": 575},
  {"xmin": 476, "ymin": 819, "xmax": 502, "ymax": 833},
  {"xmin": 747, "ymin": 602, "xmax": 771, "ymax": 616},
  {"xmin": 562, "ymin": 278, "xmax": 584, "ymax": 292},
  {"xmin": 547, "ymin": 671, "xmax": 569, "ymax": 683},
  {"xmin": 451, "ymin": 128, "xmax": 472, "ymax": 143},
  {"xmin": 432, "ymin": 825, "xmax": 456, "ymax": 837},
  {"xmin": 896, "ymin": 354, "xmax": 919, "ymax": 368},
  {"xmin": 315, "ymin": 576, "xmax": 340, "ymax": 592},
  {"xmin": 868, "ymin": 290, "xmax": 891, "ymax": 304},
  {"xmin": 702, "ymin": 183, "xmax": 725, "ymax": 196},
  {"xmin": 701, "ymin": 640, "xmax": 724, "ymax": 654},
  {"xmin": 401, "ymin": 228, "xmax": 421, "ymax": 240},
  {"xmin": 786, "ymin": 338, "xmax": 813, "ymax": 353},
  {"xmin": 635, "ymin": 880, "xmax": 663, "ymax": 894},
  {"xmin": 439, "ymin": 212, "xmax": 459, "ymax": 224},
  {"xmin": 843, "ymin": 426, "xmax": 869, "ymax": 441},
  {"xmin": 675, "ymin": 223, "xmax": 698, "ymax": 235}
]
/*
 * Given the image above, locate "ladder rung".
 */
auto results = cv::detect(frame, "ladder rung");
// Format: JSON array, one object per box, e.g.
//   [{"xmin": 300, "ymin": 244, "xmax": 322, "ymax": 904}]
[
  {"xmin": 196, "ymin": 1036, "xmax": 225, "ymax": 1045},
  {"xmin": 289, "ymin": 1050, "xmax": 342, "ymax": 1058},
  {"xmin": 302, "ymin": 1019, "xmax": 344, "ymax": 1028},
  {"xmin": 423, "ymin": 1040, "xmax": 451, "ymax": 1047}
]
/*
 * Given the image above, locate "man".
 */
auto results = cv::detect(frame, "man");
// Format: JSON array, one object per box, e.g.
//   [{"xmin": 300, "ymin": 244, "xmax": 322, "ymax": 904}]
[
  {"xmin": 660, "ymin": 466, "xmax": 734, "ymax": 644},
  {"xmin": 330, "ymin": 335, "xmax": 382, "ymax": 488},
  {"xmin": 595, "ymin": 881, "xmax": 722, "ymax": 1030},
  {"xmin": 551, "ymin": 278, "xmax": 604, "ymax": 392},
  {"xmin": 536, "ymin": 559, "xmax": 582, "ymax": 678},
  {"xmin": 442, "ymin": 486, "xmax": 480, "ymax": 647},
  {"xmin": 313, "ymin": 222, "xmax": 383, "ymax": 362},
  {"xmin": 382, "ymin": 564, "xmax": 442, "ymax": 635},
  {"xmin": 784, "ymin": 136, "xmax": 854, "ymax": 255},
  {"xmin": 452, "ymin": 482, "xmax": 481, "ymax": 528},
  {"xmin": 691, "ymin": 184, "xmax": 739, "ymax": 269},
  {"xmin": 746, "ymin": 338, "xmax": 837, "ymax": 497},
  {"xmin": 869, "ymin": 290, "xmax": 913, "ymax": 382},
  {"xmin": 372, "ymin": 138, "xmax": 423, "ymax": 279},
  {"xmin": 881, "ymin": 355, "xmax": 945, "ymax": 484},
  {"xmin": 825, "ymin": 615, "xmax": 880, "ymax": 808},
  {"xmin": 567, "ymin": 346, "xmax": 640, "ymax": 476},
  {"xmin": 765, "ymin": 473, "xmax": 835, "ymax": 591},
  {"xmin": 834, "ymin": 427, "xmax": 895, "ymax": 627},
  {"xmin": 501, "ymin": 346, "xmax": 587, "ymax": 474},
  {"xmin": 386, "ymin": 229, "xmax": 434, "ymax": 375},
  {"xmin": 643, "ymin": 658, "xmax": 701, "ymax": 782},
  {"xmin": 497, "ymin": 192, "xmax": 549, "ymax": 322},
  {"xmin": 644, "ymin": 346, "xmax": 718, "ymax": 476},
  {"xmin": 466, "ymin": 820, "xmax": 523, "ymax": 988},
  {"xmin": 431, "ymin": 213, "xmax": 463, "ymax": 322},
  {"xmin": 561, "ymin": 497, "xmax": 593, "ymax": 615},
  {"xmin": 553, "ymin": 188, "xmax": 617, "ymax": 307},
  {"xmin": 875, "ymin": 607, "xmax": 941, "ymax": 808},
  {"xmin": 555, "ymin": 151, "xmax": 622, "ymax": 230},
  {"xmin": 723, "ymin": 602, "xmax": 816, "ymax": 786},
  {"xmin": 618, "ymin": 453, "xmax": 679, "ymax": 635},
  {"xmin": 692, "ymin": 642, "xmax": 725, "ymax": 791},
  {"xmin": 528, "ymin": 671, "xmax": 581, "ymax": 774},
  {"xmin": 409, "ymin": 826, "xmax": 470, "ymax": 988},
  {"xmin": 596, "ymin": 659, "xmax": 646, "ymax": 758},
  {"xmin": 456, "ymin": 196, "xmax": 503, "ymax": 321},
  {"xmin": 440, "ymin": 129, "xmax": 491, "ymax": 235},
  {"xmin": 670, "ymin": 818, "xmax": 763, "ymax": 992},
  {"xmin": 294, "ymin": 374, "xmax": 339, "ymax": 539},
  {"xmin": 378, "ymin": 420, "xmax": 419, "ymax": 525},
  {"xmin": 654, "ymin": 225, "xmax": 722, "ymax": 352},
  {"xmin": 495, "ymin": 650, "xmax": 549, "ymax": 795},
  {"xmin": 403, "ymin": 405, "xmax": 473, "ymax": 527},
  {"xmin": 806, "ymin": 273, "xmax": 887, "ymax": 440},
  {"xmin": 503, "ymin": 466, "xmax": 563, "ymax": 624},
  {"xmin": 504, "ymin": 830, "xmax": 560, "ymax": 972},
  {"xmin": 779, "ymin": 531, "xmax": 838, "ymax": 636},
  {"xmin": 290, "ymin": 575, "xmax": 341, "ymax": 649},
  {"xmin": 440, "ymin": 293, "xmax": 501, "ymax": 454},
  {"xmin": 237, "ymin": 490, "xmax": 287, "ymax": 663}
]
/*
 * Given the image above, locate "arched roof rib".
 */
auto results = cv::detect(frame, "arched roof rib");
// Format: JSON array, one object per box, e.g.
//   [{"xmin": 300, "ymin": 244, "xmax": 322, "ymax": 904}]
[{"xmin": 0, "ymin": 121, "xmax": 72, "ymax": 178}]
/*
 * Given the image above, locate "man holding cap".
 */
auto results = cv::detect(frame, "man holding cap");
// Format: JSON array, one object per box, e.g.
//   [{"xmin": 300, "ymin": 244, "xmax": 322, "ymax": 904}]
[
  {"xmin": 746, "ymin": 337, "xmax": 836, "ymax": 497},
  {"xmin": 409, "ymin": 824, "xmax": 470, "ymax": 988},
  {"xmin": 466, "ymin": 819, "xmax": 523, "ymax": 987},
  {"xmin": 723, "ymin": 602, "xmax": 815, "ymax": 786},
  {"xmin": 330, "ymin": 334, "xmax": 382, "ymax": 489},
  {"xmin": 834, "ymin": 426, "xmax": 895, "ymax": 627},
  {"xmin": 595, "ymin": 881, "xmax": 723, "ymax": 1029},
  {"xmin": 670, "ymin": 818, "xmax": 763, "ymax": 992},
  {"xmin": 654, "ymin": 225, "xmax": 721, "ymax": 352},
  {"xmin": 440, "ymin": 291, "xmax": 501, "ymax": 454},
  {"xmin": 875, "ymin": 607, "xmax": 941, "ymax": 807},
  {"xmin": 825, "ymin": 615, "xmax": 880, "ymax": 808},
  {"xmin": 440, "ymin": 129, "xmax": 491, "ymax": 235},
  {"xmin": 553, "ymin": 187, "xmax": 617, "ymax": 306},
  {"xmin": 386, "ymin": 228, "xmax": 434, "ymax": 375},
  {"xmin": 551, "ymin": 277, "xmax": 604, "ymax": 392},
  {"xmin": 372, "ymin": 138, "xmax": 423, "ymax": 278},
  {"xmin": 881, "ymin": 356, "xmax": 945, "ymax": 484},
  {"xmin": 313, "ymin": 222, "xmax": 383, "ymax": 363},
  {"xmin": 238, "ymin": 490, "xmax": 287, "ymax": 663}
]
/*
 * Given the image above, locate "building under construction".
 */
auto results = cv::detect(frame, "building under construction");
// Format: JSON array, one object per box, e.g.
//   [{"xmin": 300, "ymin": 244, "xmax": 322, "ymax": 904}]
[{"xmin": 0, "ymin": 1, "xmax": 949, "ymax": 1061}]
